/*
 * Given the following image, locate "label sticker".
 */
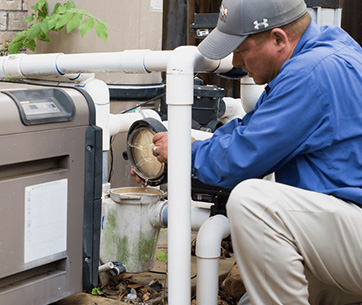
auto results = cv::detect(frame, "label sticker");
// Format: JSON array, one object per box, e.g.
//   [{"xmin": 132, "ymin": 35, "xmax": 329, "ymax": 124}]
[
  {"xmin": 24, "ymin": 179, "xmax": 68, "ymax": 263},
  {"xmin": 150, "ymin": 0, "xmax": 163, "ymax": 12}
]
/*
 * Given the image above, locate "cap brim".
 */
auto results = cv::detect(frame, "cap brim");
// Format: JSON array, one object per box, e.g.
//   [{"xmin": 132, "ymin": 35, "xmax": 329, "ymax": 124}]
[{"xmin": 198, "ymin": 27, "xmax": 247, "ymax": 60}]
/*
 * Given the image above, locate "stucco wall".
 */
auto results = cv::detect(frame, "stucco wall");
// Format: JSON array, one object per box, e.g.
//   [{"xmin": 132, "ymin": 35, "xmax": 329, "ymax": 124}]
[{"xmin": 26, "ymin": 0, "xmax": 163, "ymax": 84}]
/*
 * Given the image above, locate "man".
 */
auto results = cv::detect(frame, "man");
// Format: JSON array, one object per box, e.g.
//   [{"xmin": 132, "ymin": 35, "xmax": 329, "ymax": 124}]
[{"xmin": 136, "ymin": 0, "xmax": 362, "ymax": 303}]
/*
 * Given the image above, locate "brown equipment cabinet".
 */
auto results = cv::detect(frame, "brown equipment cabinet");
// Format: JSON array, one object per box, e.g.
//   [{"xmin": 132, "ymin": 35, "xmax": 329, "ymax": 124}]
[{"xmin": 0, "ymin": 81, "xmax": 102, "ymax": 305}]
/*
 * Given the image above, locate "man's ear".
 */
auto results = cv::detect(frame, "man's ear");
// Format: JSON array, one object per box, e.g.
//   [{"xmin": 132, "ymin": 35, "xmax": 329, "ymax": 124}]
[{"xmin": 270, "ymin": 28, "xmax": 288, "ymax": 49}]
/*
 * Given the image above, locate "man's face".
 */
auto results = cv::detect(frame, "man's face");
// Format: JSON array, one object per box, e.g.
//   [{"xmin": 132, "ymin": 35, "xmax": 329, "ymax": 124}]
[{"xmin": 232, "ymin": 32, "xmax": 280, "ymax": 85}]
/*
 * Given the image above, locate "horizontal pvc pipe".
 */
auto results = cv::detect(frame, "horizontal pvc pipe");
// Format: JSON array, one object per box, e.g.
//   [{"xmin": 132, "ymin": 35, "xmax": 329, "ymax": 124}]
[
  {"xmin": 155, "ymin": 203, "xmax": 210, "ymax": 231},
  {"xmin": 0, "ymin": 51, "xmax": 150, "ymax": 79},
  {"xmin": 190, "ymin": 205, "xmax": 210, "ymax": 231},
  {"xmin": 148, "ymin": 200, "xmax": 168, "ymax": 228},
  {"xmin": 56, "ymin": 50, "xmax": 150, "ymax": 74},
  {"xmin": 109, "ymin": 109, "xmax": 161, "ymax": 136},
  {"xmin": 99, "ymin": 262, "xmax": 115, "ymax": 273},
  {"xmin": 218, "ymin": 97, "xmax": 246, "ymax": 125},
  {"xmin": 0, "ymin": 49, "xmax": 233, "ymax": 80},
  {"xmin": 212, "ymin": 53, "xmax": 233, "ymax": 73},
  {"xmin": 144, "ymin": 50, "xmax": 173, "ymax": 72},
  {"xmin": 5, "ymin": 53, "xmax": 62, "ymax": 78},
  {"xmin": 160, "ymin": 121, "xmax": 213, "ymax": 141}
]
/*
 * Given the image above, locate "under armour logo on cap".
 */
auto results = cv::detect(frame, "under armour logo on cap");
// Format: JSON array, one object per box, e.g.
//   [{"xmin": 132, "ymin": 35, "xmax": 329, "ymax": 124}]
[
  {"xmin": 254, "ymin": 19, "xmax": 269, "ymax": 30},
  {"xmin": 219, "ymin": 4, "xmax": 228, "ymax": 21}
]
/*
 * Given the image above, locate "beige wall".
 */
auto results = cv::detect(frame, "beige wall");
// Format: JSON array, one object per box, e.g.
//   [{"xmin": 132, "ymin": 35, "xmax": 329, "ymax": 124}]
[{"xmin": 28, "ymin": 0, "xmax": 163, "ymax": 84}]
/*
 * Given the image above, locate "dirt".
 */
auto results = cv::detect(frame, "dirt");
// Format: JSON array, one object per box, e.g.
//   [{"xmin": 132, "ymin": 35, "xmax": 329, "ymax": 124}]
[
  {"xmin": 52, "ymin": 233, "xmax": 238, "ymax": 305},
  {"xmin": 90, "ymin": 239, "xmax": 237, "ymax": 304}
]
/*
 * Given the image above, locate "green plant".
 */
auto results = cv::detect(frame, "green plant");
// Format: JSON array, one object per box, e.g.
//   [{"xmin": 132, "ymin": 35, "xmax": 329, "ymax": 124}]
[
  {"xmin": 91, "ymin": 287, "xmax": 102, "ymax": 296},
  {"xmin": 154, "ymin": 250, "xmax": 168, "ymax": 263},
  {"xmin": 7, "ymin": 0, "xmax": 109, "ymax": 54}
]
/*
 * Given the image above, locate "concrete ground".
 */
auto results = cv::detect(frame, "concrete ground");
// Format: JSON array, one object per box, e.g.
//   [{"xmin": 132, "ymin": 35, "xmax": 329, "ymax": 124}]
[{"xmin": 51, "ymin": 230, "xmax": 235, "ymax": 305}]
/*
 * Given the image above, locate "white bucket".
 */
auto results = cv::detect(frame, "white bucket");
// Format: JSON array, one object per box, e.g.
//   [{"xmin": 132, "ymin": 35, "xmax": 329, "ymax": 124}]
[{"xmin": 100, "ymin": 187, "xmax": 165, "ymax": 273}]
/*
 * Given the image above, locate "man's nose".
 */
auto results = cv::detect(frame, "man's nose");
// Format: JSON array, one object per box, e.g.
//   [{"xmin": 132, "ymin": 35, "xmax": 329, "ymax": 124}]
[{"xmin": 232, "ymin": 53, "xmax": 243, "ymax": 67}]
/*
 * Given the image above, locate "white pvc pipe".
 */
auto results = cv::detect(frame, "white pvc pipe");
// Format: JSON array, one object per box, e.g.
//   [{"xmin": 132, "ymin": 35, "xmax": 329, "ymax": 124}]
[
  {"xmin": 165, "ymin": 45, "xmax": 234, "ymax": 305},
  {"xmin": 160, "ymin": 121, "xmax": 214, "ymax": 141},
  {"xmin": 98, "ymin": 262, "xmax": 115, "ymax": 273},
  {"xmin": 240, "ymin": 76, "xmax": 266, "ymax": 113},
  {"xmin": 0, "ymin": 50, "xmax": 232, "ymax": 79},
  {"xmin": 147, "ymin": 202, "xmax": 210, "ymax": 230},
  {"xmin": 109, "ymin": 109, "xmax": 161, "ymax": 136},
  {"xmin": 219, "ymin": 97, "xmax": 246, "ymax": 124},
  {"xmin": 144, "ymin": 50, "xmax": 173, "ymax": 72},
  {"xmin": 196, "ymin": 215, "xmax": 230, "ymax": 305},
  {"xmin": 167, "ymin": 103, "xmax": 193, "ymax": 305},
  {"xmin": 82, "ymin": 78, "xmax": 110, "ymax": 150},
  {"xmin": 166, "ymin": 46, "xmax": 199, "ymax": 305},
  {"xmin": 190, "ymin": 205, "xmax": 210, "ymax": 231}
]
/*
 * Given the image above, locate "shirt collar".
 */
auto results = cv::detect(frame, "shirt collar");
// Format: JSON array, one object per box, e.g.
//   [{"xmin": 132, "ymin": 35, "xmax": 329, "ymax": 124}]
[
  {"xmin": 291, "ymin": 21, "xmax": 320, "ymax": 58},
  {"xmin": 267, "ymin": 22, "xmax": 320, "ymax": 89}
]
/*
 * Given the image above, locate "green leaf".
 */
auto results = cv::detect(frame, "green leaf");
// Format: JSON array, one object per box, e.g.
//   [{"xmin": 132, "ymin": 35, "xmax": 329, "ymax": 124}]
[
  {"xmin": 30, "ymin": 3, "xmax": 39, "ymax": 11},
  {"xmin": 37, "ymin": 0, "xmax": 47, "ymax": 8},
  {"xmin": 47, "ymin": 14, "xmax": 60, "ymax": 29},
  {"xmin": 55, "ymin": 11, "xmax": 73, "ymax": 29},
  {"xmin": 26, "ymin": 23, "xmax": 42, "ymax": 40},
  {"xmin": 38, "ymin": 33, "xmax": 51, "ymax": 42},
  {"xmin": 65, "ymin": 1, "xmax": 75, "ymax": 9},
  {"xmin": 25, "ymin": 38, "xmax": 36, "ymax": 51},
  {"xmin": 95, "ymin": 22, "xmax": 108, "ymax": 43},
  {"xmin": 7, "ymin": 0, "xmax": 109, "ymax": 54},
  {"xmin": 154, "ymin": 251, "xmax": 168, "ymax": 262},
  {"xmin": 57, "ymin": 5, "xmax": 67, "ymax": 14},
  {"xmin": 36, "ymin": 0, "xmax": 48, "ymax": 20},
  {"xmin": 66, "ymin": 13, "xmax": 82, "ymax": 33},
  {"xmin": 91, "ymin": 287, "xmax": 102, "ymax": 296},
  {"xmin": 50, "ymin": 3, "xmax": 61, "ymax": 16},
  {"xmin": 11, "ymin": 31, "xmax": 26, "ymax": 43},
  {"xmin": 23, "ymin": 14, "xmax": 34, "ymax": 23},
  {"xmin": 8, "ymin": 40, "xmax": 23, "ymax": 54},
  {"xmin": 79, "ymin": 17, "xmax": 94, "ymax": 37},
  {"xmin": 39, "ymin": 19, "xmax": 49, "ymax": 34}
]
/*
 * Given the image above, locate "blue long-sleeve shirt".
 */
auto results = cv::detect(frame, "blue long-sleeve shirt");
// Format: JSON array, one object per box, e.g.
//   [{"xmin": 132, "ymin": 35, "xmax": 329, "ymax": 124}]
[{"xmin": 192, "ymin": 22, "xmax": 362, "ymax": 205}]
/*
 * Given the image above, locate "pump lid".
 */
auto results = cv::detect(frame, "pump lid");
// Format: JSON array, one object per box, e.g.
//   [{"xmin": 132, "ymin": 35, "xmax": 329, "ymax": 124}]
[{"xmin": 127, "ymin": 118, "xmax": 167, "ymax": 186}]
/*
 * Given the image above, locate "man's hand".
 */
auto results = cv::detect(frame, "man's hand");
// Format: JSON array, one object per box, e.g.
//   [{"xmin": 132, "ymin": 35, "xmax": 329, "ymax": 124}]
[
  {"xmin": 152, "ymin": 131, "xmax": 168, "ymax": 163},
  {"xmin": 130, "ymin": 168, "xmax": 147, "ymax": 186}
]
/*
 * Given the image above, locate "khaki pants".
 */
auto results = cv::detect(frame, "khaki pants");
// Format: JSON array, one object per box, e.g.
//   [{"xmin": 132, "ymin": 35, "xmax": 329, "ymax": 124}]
[{"xmin": 226, "ymin": 179, "xmax": 362, "ymax": 305}]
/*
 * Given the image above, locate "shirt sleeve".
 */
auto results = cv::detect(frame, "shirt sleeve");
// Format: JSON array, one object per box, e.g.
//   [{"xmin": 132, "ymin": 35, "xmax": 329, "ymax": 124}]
[{"xmin": 191, "ymin": 65, "xmax": 334, "ymax": 189}]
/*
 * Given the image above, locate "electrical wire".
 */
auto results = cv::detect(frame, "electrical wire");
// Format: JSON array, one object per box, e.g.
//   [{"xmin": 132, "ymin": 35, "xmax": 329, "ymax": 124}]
[{"xmin": 121, "ymin": 92, "xmax": 165, "ymax": 114}]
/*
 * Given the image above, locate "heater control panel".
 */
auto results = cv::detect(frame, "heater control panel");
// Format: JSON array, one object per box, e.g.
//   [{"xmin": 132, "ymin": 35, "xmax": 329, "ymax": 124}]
[{"xmin": 2, "ymin": 88, "xmax": 76, "ymax": 125}]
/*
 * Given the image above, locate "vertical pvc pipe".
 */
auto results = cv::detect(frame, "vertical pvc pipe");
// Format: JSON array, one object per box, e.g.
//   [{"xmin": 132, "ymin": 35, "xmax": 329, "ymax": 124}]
[
  {"xmin": 197, "ymin": 258, "xmax": 219, "ymax": 305},
  {"xmin": 240, "ymin": 76, "xmax": 265, "ymax": 113},
  {"xmin": 166, "ymin": 46, "xmax": 196, "ymax": 305},
  {"xmin": 196, "ymin": 215, "xmax": 230, "ymax": 305},
  {"xmin": 167, "ymin": 104, "xmax": 192, "ymax": 305}
]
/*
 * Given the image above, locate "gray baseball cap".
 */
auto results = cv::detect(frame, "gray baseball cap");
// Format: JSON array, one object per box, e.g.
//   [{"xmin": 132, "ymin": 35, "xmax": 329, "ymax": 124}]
[{"xmin": 198, "ymin": 0, "xmax": 307, "ymax": 60}]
